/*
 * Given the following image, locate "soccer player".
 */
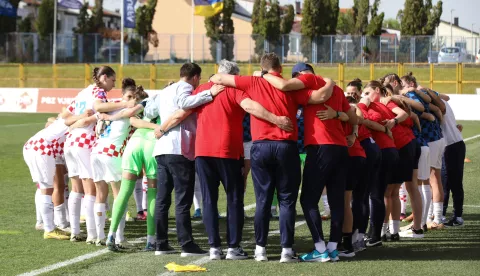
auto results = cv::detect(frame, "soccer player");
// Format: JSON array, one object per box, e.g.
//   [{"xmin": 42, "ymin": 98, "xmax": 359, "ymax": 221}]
[
  {"xmin": 64, "ymin": 66, "xmax": 136, "ymax": 243},
  {"xmin": 440, "ymin": 99, "xmax": 465, "ymax": 227},
  {"xmin": 144, "ymin": 63, "xmax": 223, "ymax": 257},
  {"xmin": 211, "ymin": 56, "xmax": 343, "ymax": 262},
  {"xmin": 194, "ymin": 60, "xmax": 293, "ymax": 261}
]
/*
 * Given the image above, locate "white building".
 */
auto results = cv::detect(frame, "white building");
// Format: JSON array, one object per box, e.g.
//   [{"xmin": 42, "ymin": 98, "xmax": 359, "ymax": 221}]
[{"xmin": 434, "ymin": 18, "xmax": 479, "ymax": 58}]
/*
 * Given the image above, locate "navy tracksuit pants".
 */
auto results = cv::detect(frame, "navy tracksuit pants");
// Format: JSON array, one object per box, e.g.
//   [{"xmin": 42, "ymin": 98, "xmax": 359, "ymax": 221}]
[
  {"xmin": 442, "ymin": 141, "xmax": 466, "ymax": 218},
  {"xmin": 195, "ymin": 156, "xmax": 245, "ymax": 248},
  {"xmin": 250, "ymin": 141, "xmax": 301, "ymax": 248}
]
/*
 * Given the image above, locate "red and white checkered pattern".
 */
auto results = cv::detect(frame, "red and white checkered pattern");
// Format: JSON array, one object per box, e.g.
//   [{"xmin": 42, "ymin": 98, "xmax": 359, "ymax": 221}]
[
  {"xmin": 68, "ymin": 132, "xmax": 96, "ymax": 149},
  {"xmin": 92, "ymin": 86, "xmax": 107, "ymax": 102},
  {"xmin": 66, "ymin": 100, "xmax": 76, "ymax": 114},
  {"xmin": 24, "ymin": 138, "xmax": 54, "ymax": 156},
  {"xmin": 52, "ymin": 134, "xmax": 67, "ymax": 158},
  {"xmin": 96, "ymin": 144, "xmax": 122, "ymax": 157}
]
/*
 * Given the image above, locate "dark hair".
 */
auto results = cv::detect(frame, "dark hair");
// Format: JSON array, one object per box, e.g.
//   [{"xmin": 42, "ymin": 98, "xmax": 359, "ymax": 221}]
[
  {"xmin": 364, "ymin": 80, "xmax": 387, "ymax": 96},
  {"xmin": 92, "ymin": 66, "xmax": 116, "ymax": 87},
  {"xmin": 180, "ymin": 63, "xmax": 202, "ymax": 80},
  {"xmin": 122, "ymin": 78, "xmax": 136, "ymax": 94},
  {"xmin": 260, "ymin": 53, "xmax": 281, "ymax": 71},
  {"xmin": 133, "ymin": 85, "xmax": 149, "ymax": 101},
  {"xmin": 383, "ymin": 73, "xmax": 402, "ymax": 85},
  {"xmin": 384, "ymin": 83, "xmax": 394, "ymax": 96},
  {"xmin": 347, "ymin": 78, "xmax": 362, "ymax": 91},
  {"xmin": 401, "ymin": 72, "xmax": 417, "ymax": 87},
  {"xmin": 164, "ymin": 81, "xmax": 175, "ymax": 88}
]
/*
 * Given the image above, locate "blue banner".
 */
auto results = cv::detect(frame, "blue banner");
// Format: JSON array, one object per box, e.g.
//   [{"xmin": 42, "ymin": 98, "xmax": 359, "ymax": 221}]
[
  {"xmin": 58, "ymin": 0, "xmax": 84, "ymax": 9},
  {"xmin": 0, "ymin": 0, "xmax": 17, "ymax": 18},
  {"xmin": 124, "ymin": 0, "xmax": 137, "ymax": 29}
]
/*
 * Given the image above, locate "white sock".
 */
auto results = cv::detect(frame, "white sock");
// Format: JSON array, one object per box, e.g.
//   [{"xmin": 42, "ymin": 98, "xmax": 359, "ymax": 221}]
[
  {"xmin": 94, "ymin": 203, "xmax": 106, "ymax": 240},
  {"xmin": 357, "ymin": 233, "xmax": 365, "ymax": 242},
  {"xmin": 134, "ymin": 178, "xmax": 143, "ymax": 213},
  {"xmin": 326, "ymin": 242, "xmax": 337, "ymax": 252},
  {"xmin": 381, "ymin": 223, "xmax": 389, "ymax": 236},
  {"xmin": 390, "ymin": 220, "xmax": 400, "ymax": 234},
  {"xmin": 315, "ymin": 241, "xmax": 326, "ymax": 253},
  {"xmin": 193, "ymin": 176, "xmax": 202, "ymax": 210},
  {"xmin": 428, "ymin": 201, "xmax": 434, "ymax": 222},
  {"xmin": 399, "ymin": 183, "xmax": 407, "ymax": 214},
  {"xmin": 68, "ymin": 192, "xmax": 83, "ymax": 235},
  {"xmin": 255, "ymin": 245, "xmax": 266, "ymax": 254},
  {"xmin": 116, "ymin": 211, "xmax": 126, "ymax": 243},
  {"xmin": 54, "ymin": 203, "xmax": 69, "ymax": 229},
  {"xmin": 322, "ymin": 195, "xmax": 330, "ymax": 211},
  {"xmin": 147, "ymin": 235, "xmax": 155, "ymax": 244},
  {"xmin": 282, "ymin": 247, "xmax": 293, "ymax": 255},
  {"xmin": 417, "ymin": 186, "xmax": 426, "ymax": 225},
  {"xmin": 41, "ymin": 195, "xmax": 55, "ymax": 232},
  {"xmin": 142, "ymin": 176, "xmax": 148, "ymax": 211},
  {"xmin": 35, "ymin": 188, "xmax": 43, "ymax": 224},
  {"xmin": 433, "ymin": 202, "xmax": 443, "ymax": 224},
  {"xmin": 84, "ymin": 195, "xmax": 97, "ymax": 239},
  {"xmin": 421, "ymin": 185, "xmax": 432, "ymax": 226},
  {"xmin": 107, "ymin": 230, "xmax": 116, "ymax": 240},
  {"xmin": 80, "ymin": 196, "xmax": 86, "ymax": 217}
]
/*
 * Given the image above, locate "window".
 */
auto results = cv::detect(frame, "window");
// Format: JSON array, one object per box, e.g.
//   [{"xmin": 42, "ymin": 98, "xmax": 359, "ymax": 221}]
[
  {"xmin": 63, "ymin": 15, "xmax": 77, "ymax": 33},
  {"xmin": 441, "ymin": 47, "xmax": 460, "ymax": 53}
]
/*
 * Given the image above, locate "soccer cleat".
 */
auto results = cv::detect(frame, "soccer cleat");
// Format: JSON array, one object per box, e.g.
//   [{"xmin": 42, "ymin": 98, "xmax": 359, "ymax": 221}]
[
  {"xmin": 321, "ymin": 210, "xmax": 331, "ymax": 220},
  {"xmin": 106, "ymin": 236, "xmax": 119, "ymax": 252},
  {"xmin": 400, "ymin": 213, "xmax": 407, "ymax": 221},
  {"xmin": 427, "ymin": 222, "xmax": 445, "ymax": 230},
  {"xmin": 70, "ymin": 233, "xmax": 86, "ymax": 242},
  {"xmin": 226, "ymin": 247, "xmax": 248, "ymax": 260},
  {"xmin": 125, "ymin": 211, "xmax": 134, "ymax": 222},
  {"xmin": 209, "ymin": 248, "xmax": 224, "ymax": 260},
  {"xmin": 399, "ymin": 227, "xmax": 425, "ymax": 238},
  {"xmin": 444, "ymin": 217, "xmax": 464, "ymax": 227},
  {"xmin": 144, "ymin": 242, "xmax": 156, "ymax": 252},
  {"xmin": 86, "ymin": 236, "xmax": 97, "ymax": 245},
  {"xmin": 116, "ymin": 240, "xmax": 131, "ymax": 249},
  {"xmin": 136, "ymin": 211, "xmax": 147, "ymax": 221},
  {"xmin": 181, "ymin": 243, "xmax": 208, "ymax": 257},
  {"xmin": 299, "ymin": 250, "xmax": 330, "ymax": 263},
  {"xmin": 192, "ymin": 209, "xmax": 202, "ymax": 219},
  {"xmin": 155, "ymin": 243, "xmax": 176, "ymax": 255},
  {"xmin": 280, "ymin": 251, "xmax": 299, "ymax": 263},
  {"xmin": 403, "ymin": 213, "xmax": 414, "ymax": 222},
  {"xmin": 96, "ymin": 238, "xmax": 106, "ymax": 247},
  {"xmin": 366, "ymin": 237, "xmax": 383, "ymax": 247},
  {"xmin": 35, "ymin": 223, "xmax": 44, "ymax": 231},
  {"xmin": 57, "ymin": 226, "xmax": 71, "ymax": 234},
  {"xmin": 329, "ymin": 250, "xmax": 340, "ymax": 262},
  {"xmin": 44, "ymin": 228, "xmax": 70, "ymax": 240},
  {"xmin": 390, "ymin": 233, "xmax": 400, "ymax": 242}
]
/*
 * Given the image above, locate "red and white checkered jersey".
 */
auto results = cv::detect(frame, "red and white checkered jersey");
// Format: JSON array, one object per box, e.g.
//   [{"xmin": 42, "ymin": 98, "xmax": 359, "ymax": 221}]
[
  {"xmin": 92, "ymin": 109, "xmax": 132, "ymax": 157},
  {"xmin": 24, "ymin": 119, "xmax": 69, "ymax": 157},
  {"xmin": 67, "ymin": 85, "xmax": 107, "ymax": 149},
  {"xmin": 52, "ymin": 133, "xmax": 67, "ymax": 158}
]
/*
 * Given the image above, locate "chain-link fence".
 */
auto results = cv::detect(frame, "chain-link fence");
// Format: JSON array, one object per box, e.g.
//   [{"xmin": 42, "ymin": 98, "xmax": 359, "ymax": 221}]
[{"xmin": 0, "ymin": 32, "xmax": 479, "ymax": 64}]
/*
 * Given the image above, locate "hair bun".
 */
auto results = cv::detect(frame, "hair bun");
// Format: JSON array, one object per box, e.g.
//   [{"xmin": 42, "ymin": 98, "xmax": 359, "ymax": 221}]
[
  {"xmin": 122, "ymin": 78, "xmax": 136, "ymax": 89},
  {"xmin": 352, "ymin": 78, "xmax": 362, "ymax": 83},
  {"xmin": 407, "ymin": 71, "xmax": 414, "ymax": 76}
]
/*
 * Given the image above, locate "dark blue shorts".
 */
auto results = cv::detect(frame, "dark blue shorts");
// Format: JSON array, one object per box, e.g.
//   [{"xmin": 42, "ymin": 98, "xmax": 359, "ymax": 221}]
[{"xmin": 392, "ymin": 139, "xmax": 417, "ymax": 184}]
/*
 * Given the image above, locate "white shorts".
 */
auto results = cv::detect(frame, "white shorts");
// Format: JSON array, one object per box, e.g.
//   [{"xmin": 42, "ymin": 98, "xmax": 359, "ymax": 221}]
[
  {"xmin": 418, "ymin": 146, "xmax": 431, "ymax": 181},
  {"xmin": 243, "ymin": 141, "xmax": 253, "ymax": 160},
  {"xmin": 55, "ymin": 155, "xmax": 66, "ymax": 166},
  {"xmin": 64, "ymin": 147, "xmax": 93, "ymax": 179},
  {"xmin": 90, "ymin": 153, "xmax": 122, "ymax": 183},
  {"xmin": 428, "ymin": 138, "xmax": 446, "ymax": 169},
  {"xmin": 23, "ymin": 148, "xmax": 55, "ymax": 189}
]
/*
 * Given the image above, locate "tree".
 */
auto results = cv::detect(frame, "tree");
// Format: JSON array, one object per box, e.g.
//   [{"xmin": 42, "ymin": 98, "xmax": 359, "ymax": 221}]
[
  {"xmin": 251, "ymin": 0, "xmax": 267, "ymax": 57},
  {"xmin": 35, "ymin": 0, "xmax": 55, "ymax": 39},
  {"xmin": 399, "ymin": 0, "xmax": 443, "ymax": 62},
  {"xmin": 18, "ymin": 16, "xmax": 33, "ymax": 33},
  {"xmin": 89, "ymin": 0, "xmax": 104, "ymax": 33},
  {"xmin": 300, "ymin": 0, "xmax": 339, "ymax": 62},
  {"xmin": 204, "ymin": 0, "xmax": 235, "ymax": 61},
  {"xmin": 383, "ymin": 18, "xmax": 401, "ymax": 30},
  {"xmin": 280, "ymin": 4, "xmax": 295, "ymax": 57},
  {"xmin": 133, "ymin": 0, "xmax": 158, "ymax": 60},
  {"xmin": 73, "ymin": 3, "xmax": 91, "ymax": 34},
  {"xmin": 337, "ymin": 9, "xmax": 354, "ymax": 35}
]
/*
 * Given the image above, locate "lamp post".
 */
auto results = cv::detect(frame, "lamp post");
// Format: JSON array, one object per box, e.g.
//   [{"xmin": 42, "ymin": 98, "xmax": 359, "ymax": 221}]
[{"xmin": 450, "ymin": 9, "xmax": 455, "ymax": 47}]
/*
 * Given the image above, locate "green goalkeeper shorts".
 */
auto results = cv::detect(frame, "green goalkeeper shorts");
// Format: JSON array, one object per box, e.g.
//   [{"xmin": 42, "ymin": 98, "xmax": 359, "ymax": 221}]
[{"xmin": 122, "ymin": 136, "xmax": 157, "ymax": 179}]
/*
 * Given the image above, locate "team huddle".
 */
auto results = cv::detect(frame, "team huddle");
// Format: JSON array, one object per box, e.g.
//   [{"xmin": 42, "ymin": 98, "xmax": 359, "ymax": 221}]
[{"xmin": 23, "ymin": 52, "xmax": 466, "ymax": 263}]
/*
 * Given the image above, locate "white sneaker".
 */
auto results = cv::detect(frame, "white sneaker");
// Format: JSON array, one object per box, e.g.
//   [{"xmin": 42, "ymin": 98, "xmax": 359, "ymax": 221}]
[
  {"xmin": 226, "ymin": 247, "xmax": 248, "ymax": 260},
  {"xmin": 399, "ymin": 228, "xmax": 424, "ymax": 238},
  {"xmin": 280, "ymin": 252, "xmax": 299, "ymax": 263},
  {"xmin": 254, "ymin": 250, "xmax": 268, "ymax": 262},
  {"xmin": 209, "ymin": 248, "xmax": 223, "ymax": 260}
]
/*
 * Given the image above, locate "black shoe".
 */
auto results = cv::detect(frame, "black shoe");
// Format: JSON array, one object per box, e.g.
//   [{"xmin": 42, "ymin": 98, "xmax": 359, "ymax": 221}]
[
  {"xmin": 181, "ymin": 242, "xmax": 208, "ymax": 257},
  {"xmin": 444, "ymin": 217, "xmax": 464, "ymax": 227},
  {"xmin": 366, "ymin": 237, "xmax": 383, "ymax": 247},
  {"xmin": 381, "ymin": 234, "xmax": 388, "ymax": 242},
  {"xmin": 390, "ymin": 233, "xmax": 400, "ymax": 242},
  {"xmin": 422, "ymin": 224, "xmax": 428, "ymax": 233},
  {"xmin": 155, "ymin": 243, "xmax": 176, "ymax": 255},
  {"xmin": 338, "ymin": 248, "xmax": 355, "ymax": 257}
]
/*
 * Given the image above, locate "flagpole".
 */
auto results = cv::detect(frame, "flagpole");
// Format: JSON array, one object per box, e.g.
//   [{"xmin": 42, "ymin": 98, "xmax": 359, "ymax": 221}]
[
  {"xmin": 190, "ymin": 0, "xmax": 194, "ymax": 62},
  {"xmin": 121, "ymin": 0, "xmax": 125, "ymax": 65},
  {"xmin": 53, "ymin": 0, "xmax": 57, "ymax": 65}
]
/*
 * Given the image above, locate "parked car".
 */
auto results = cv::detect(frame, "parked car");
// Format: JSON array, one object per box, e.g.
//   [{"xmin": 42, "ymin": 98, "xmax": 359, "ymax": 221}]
[
  {"xmin": 438, "ymin": 47, "xmax": 466, "ymax": 63},
  {"xmin": 476, "ymin": 49, "xmax": 480, "ymax": 64}
]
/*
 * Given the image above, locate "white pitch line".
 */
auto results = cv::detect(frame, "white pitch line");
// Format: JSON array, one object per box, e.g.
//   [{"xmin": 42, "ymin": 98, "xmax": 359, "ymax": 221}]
[
  {"xmin": 159, "ymin": 220, "xmax": 307, "ymax": 276},
  {"xmin": 1, "ymin": 122, "xmax": 44, "ymax": 127},
  {"xmin": 464, "ymin": 205, "xmax": 480, "ymax": 208},
  {"xmin": 464, "ymin": 134, "xmax": 480, "ymax": 142},
  {"xmin": 19, "ymin": 203, "xmax": 258, "ymax": 276}
]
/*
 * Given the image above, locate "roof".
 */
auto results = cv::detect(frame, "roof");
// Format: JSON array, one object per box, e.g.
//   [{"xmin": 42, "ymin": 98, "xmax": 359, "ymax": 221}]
[
  {"xmin": 440, "ymin": 20, "xmax": 479, "ymax": 36},
  {"xmin": 21, "ymin": 0, "xmax": 120, "ymax": 18}
]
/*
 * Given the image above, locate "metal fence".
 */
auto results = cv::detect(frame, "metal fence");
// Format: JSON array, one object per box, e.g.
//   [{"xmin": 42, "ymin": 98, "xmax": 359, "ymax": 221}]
[{"xmin": 1, "ymin": 33, "xmax": 479, "ymax": 64}]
